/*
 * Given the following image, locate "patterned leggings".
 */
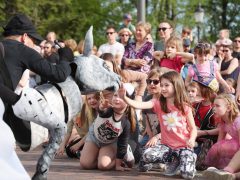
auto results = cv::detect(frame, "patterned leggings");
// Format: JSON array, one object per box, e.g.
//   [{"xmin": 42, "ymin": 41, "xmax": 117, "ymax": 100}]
[{"xmin": 139, "ymin": 144, "xmax": 196, "ymax": 179}]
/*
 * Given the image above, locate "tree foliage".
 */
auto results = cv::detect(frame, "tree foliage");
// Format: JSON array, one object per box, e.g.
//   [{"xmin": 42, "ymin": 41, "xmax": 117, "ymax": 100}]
[{"xmin": 0, "ymin": 0, "xmax": 239, "ymax": 46}]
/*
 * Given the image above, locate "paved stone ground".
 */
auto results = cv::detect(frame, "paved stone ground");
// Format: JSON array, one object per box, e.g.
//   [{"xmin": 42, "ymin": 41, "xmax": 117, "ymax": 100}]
[{"xmin": 17, "ymin": 147, "xmax": 204, "ymax": 180}]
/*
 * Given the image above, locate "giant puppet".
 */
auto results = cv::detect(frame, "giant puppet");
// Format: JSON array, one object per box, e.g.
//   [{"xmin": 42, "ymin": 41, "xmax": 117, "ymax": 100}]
[{"xmin": 9, "ymin": 26, "xmax": 121, "ymax": 180}]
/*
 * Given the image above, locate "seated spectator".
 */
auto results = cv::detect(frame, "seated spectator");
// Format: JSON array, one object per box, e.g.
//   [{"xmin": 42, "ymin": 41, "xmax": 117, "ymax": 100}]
[
  {"xmin": 64, "ymin": 38, "xmax": 78, "ymax": 56},
  {"xmin": 119, "ymin": 13, "xmax": 136, "ymax": 35},
  {"xmin": 140, "ymin": 68, "xmax": 162, "ymax": 147},
  {"xmin": 56, "ymin": 93, "xmax": 100, "ymax": 159},
  {"xmin": 46, "ymin": 31, "xmax": 57, "ymax": 43},
  {"xmin": 232, "ymin": 36, "xmax": 240, "ymax": 60},
  {"xmin": 97, "ymin": 25, "xmax": 124, "ymax": 65},
  {"xmin": 181, "ymin": 27, "xmax": 193, "ymax": 42},
  {"xmin": 154, "ymin": 20, "xmax": 174, "ymax": 51},
  {"xmin": 80, "ymin": 88, "xmax": 136, "ymax": 171},
  {"xmin": 220, "ymin": 44, "xmax": 239, "ymax": 81},
  {"xmin": 154, "ymin": 35, "xmax": 194, "ymax": 73},
  {"xmin": 43, "ymin": 40, "xmax": 59, "ymax": 64},
  {"xmin": 191, "ymin": 81, "xmax": 219, "ymax": 170},
  {"xmin": 118, "ymin": 28, "xmax": 133, "ymax": 46},
  {"xmin": 185, "ymin": 42, "xmax": 232, "ymax": 93},
  {"xmin": 122, "ymin": 21, "xmax": 153, "ymax": 74},
  {"xmin": 204, "ymin": 94, "xmax": 240, "ymax": 174},
  {"xmin": 183, "ymin": 38, "xmax": 193, "ymax": 53},
  {"xmin": 186, "ymin": 82, "xmax": 203, "ymax": 103},
  {"xmin": 101, "ymin": 53, "xmax": 147, "ymax": 101}
]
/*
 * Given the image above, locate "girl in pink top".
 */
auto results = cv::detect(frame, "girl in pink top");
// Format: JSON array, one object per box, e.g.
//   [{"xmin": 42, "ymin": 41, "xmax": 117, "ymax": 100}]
[
  {"xmin": 122, "ymin": 71, "xmax": 197, "ymax": 179},
  {"xmin": 153, "ymin": 36, "xmax": 194, "ymax": 73},
  {"xmin": 185, "ymin": 42, "xmax": 232, "ymax": 93},
  {"xmin": 203, "ymin": 94, "xmax": 240, "ymax": 179}
]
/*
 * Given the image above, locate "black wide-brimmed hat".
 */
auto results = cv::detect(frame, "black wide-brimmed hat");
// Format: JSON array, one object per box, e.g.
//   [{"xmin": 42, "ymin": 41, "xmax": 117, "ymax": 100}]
[{"xmin": 2, "ymin": 14, "xmax": 43, "ymax": 43}]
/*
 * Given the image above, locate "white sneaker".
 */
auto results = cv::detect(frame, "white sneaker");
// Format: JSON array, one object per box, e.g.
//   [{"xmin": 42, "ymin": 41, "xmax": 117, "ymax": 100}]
[
  {"xmin": 123, "ymin": 144, "xmax": 135, "ymax": 168},
  {"xmin": 203, "ymin": 167, "xmax": 235, "ymax": 180}
]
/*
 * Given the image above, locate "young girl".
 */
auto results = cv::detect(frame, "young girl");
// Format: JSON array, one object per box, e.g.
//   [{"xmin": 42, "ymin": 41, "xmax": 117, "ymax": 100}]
[
  {"xmin": 204, "ymin": 94, "xmax": 240, "ymax": 167},
  {"xmin": 153, "ymin": 36, "xmax": 194, "ymax": 73},
  {"xmin": 203, "ymin": 94, "xmax": 240, "ymax": 179},
  {"xmin": 123, "ymin": 71, "xmax": 197, "ymax": 179},
  {"xmin": 185, "ymin": 42, "xmax": 232, "ymax": 93},
  {"xmin": 56, "ymin": 93, "xmax": 100, "ymax": 158},
  {"xmin": 80, "ymin": 89, "xmax": 136, "ymax": 171}
]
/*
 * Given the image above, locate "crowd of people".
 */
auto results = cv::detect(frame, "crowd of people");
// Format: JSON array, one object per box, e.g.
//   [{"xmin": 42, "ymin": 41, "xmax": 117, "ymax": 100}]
[{"xmin": 1, "ymin": 12, "xmax": 240, "ymax": 180}]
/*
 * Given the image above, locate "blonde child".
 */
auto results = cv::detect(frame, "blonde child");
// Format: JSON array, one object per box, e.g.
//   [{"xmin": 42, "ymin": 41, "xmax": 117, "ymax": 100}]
[
  {"xmin": 153, "ymin": 36, "xmax": 194, "ymax": 73},
  {"xmin": 80, "ymin": 89, "xmax": 136, "ymax": 171},
  {"xmin": 122, "ymin": 71, "xmax": 197, "ymax": 179},
  {"xmin": 56, "ymin": 93, "xmax": 100, "ymax": 158},
  {"xmin": 203, "ymin": 94, "xmax": 240, "ymax": 179}
]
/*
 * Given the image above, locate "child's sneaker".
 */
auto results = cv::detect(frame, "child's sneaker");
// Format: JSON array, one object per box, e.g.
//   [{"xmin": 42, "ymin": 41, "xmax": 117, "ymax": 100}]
[
  {"xmin": 164, "ymin": 156, "xmax": 180, "ymax": 176},
  {"xmin": 152, "ymin": 163, "xmax": 166, "ymax": 172},
  {"xmin": 203, "ymin": 167, "xmax": 235, "ymax": 180},
  {"xmin": 123, "ymin": 144, "xmax": 135, "ymax": 168},
  {"xmin": 139, "ymin": 162, "xmax": 153, "ymax": 172}
]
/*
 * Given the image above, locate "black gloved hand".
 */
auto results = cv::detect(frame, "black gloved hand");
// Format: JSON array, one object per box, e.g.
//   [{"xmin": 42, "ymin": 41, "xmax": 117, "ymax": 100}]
[{"xmin": 58, "ymin": 47, "xmax": 74, "ymax": 62}]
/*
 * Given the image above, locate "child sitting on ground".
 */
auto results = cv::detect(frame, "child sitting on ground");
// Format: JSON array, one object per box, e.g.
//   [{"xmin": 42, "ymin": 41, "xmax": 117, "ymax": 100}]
[
  {"xmin": 203, "ymin": 94, "xmax": 240, "ymax": 179},
  {"xmin": 123, "ymin": 71, "xmax": 197, "ymax": 179},
  {"xmin": 80, "ymin": 88, "xmax": 136, "ymax": 171}
]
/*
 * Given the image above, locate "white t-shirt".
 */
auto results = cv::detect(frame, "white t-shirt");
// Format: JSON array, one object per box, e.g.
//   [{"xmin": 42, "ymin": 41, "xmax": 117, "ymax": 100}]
[{"xmin": 98, "ymin": 42, "xmax": 124, "ymax": 57}]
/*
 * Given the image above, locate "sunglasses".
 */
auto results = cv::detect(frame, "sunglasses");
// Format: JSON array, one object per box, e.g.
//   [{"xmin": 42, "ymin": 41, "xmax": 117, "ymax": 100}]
[
  {"xmin": 121, "ymin": 34, "xmax": 129, "ymax": 37},
  {"xmin": 106, "ymin": 32, "xmax": 115, "ymax": 35},
  {"xmin": 157, "ymin": 27, "xmax": 170, "ymax": 32},
  {"xmin": 146, "ymin": 79, "xmax": 160, "ymax": 85},
  {"xmin": 222, "ymin": 50, "xmax": 229, "ymax": 53},
  {"xmin": 234, "ymin": 40, "xmax": 240, "ymax": 43}
]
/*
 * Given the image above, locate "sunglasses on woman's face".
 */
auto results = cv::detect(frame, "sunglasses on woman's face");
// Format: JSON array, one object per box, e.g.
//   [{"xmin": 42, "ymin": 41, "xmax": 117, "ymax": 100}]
[
  {"xmin": 146, "ymin": 79, "xmax": 160, "ymax": 85},
  {"xmin": 157, "ymin": 27, "xmax": 170, "ymax": 32}
]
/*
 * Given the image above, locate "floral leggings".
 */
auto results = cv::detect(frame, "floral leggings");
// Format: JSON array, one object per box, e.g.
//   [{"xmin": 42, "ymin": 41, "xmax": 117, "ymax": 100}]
[{"xmin": 139, "ymin": 144, "xmax": 197, "ymax": 179}]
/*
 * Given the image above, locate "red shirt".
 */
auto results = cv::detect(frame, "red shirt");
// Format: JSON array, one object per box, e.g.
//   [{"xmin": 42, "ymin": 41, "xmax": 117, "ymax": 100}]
[
  {"xmin": 159, "ymin": 55, "xmax": 183, "ymax": 73},
  {"xmin": 193, "ymin": 102, "xmax": 218, "ymax": 128}
]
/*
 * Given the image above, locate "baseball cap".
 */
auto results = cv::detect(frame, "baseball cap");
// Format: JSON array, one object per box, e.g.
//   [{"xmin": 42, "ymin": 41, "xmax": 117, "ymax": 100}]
[
  {"xmin": 123, "ymin": 13, "xmax": 132, "ymax": 21},
  {"xmin": 2, "ymin": 14, "xmax": 43, "ymax": 44}
]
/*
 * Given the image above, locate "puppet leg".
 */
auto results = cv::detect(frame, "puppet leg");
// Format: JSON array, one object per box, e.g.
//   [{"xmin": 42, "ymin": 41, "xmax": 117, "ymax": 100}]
[{"xmin": 12, "ymin": 88, "xmax": 66, "ymax": 180}]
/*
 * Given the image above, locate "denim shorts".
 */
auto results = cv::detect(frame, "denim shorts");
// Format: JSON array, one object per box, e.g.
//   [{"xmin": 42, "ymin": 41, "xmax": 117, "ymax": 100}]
[{"xmin": 86, "ymin": 125, "xmax": 117, "ymax": 148}]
